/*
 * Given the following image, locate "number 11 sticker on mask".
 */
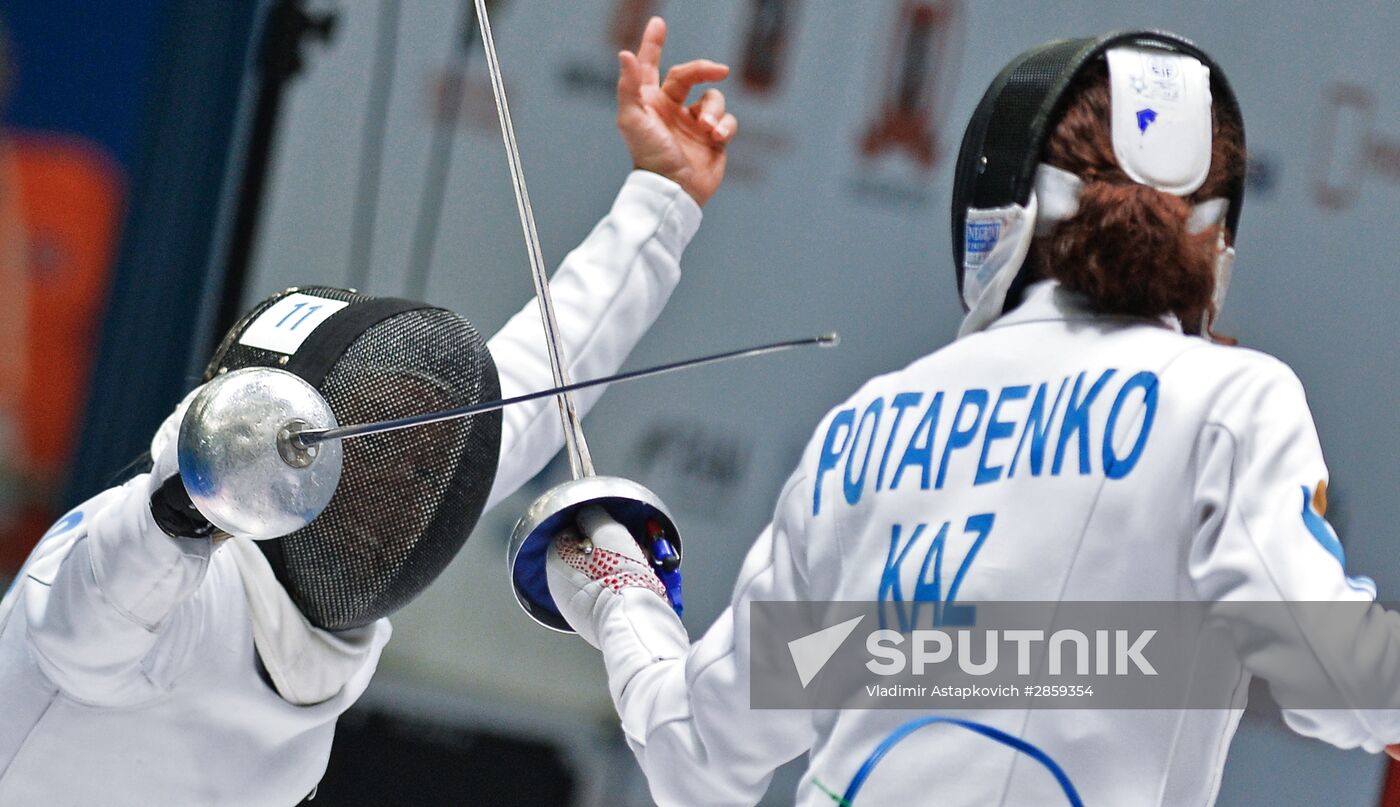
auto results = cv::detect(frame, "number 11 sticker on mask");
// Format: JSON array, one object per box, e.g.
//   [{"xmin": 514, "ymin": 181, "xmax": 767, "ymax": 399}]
[{"xmin": 237, "ymin": 293, "xmax": 350, "ymax": 355}]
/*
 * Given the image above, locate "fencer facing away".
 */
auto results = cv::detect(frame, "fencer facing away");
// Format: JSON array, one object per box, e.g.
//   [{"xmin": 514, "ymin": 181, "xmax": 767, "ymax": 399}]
[
  {"xmin": 543, "ymin": 33, "xmax": 1400, "ymax": 807},
  {"xmin": 0, "ymin": 18, "xmax": 734, "ymax": 805}
]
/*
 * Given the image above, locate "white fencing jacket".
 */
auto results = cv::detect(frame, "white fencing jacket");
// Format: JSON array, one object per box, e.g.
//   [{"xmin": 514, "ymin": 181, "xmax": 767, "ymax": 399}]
[
  {"xmin": 0, "ymin": 171, "xmax": 701, "ymax": 806},
  {"xmin": 592, "ymin": 280, "xmax": 1400, "ymax": 806}
]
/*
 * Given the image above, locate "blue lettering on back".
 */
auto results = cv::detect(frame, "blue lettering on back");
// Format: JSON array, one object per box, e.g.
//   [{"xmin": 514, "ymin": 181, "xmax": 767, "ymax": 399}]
[
  {"xmin": 879, "ymin": 522, "xmax": 928, "ymax": 630},
  {"xmin": 844, "ymin": 400, "xmax": 885, "ymax": 506},
  {"xmin": 892, "ymin": 393, "xmax": 944, "ymax": 491},
  {"xmin": 1053, "ymin": 370, "xmax": 1116, "ymax": 476},
  {"xmin": 975, "ymin": 385, "xmax": 1030, "ymax": 486},
  {"xmin": 877, "ymin": 393, "xmax": 924, "ymax": 491},
  {"xmin": 879, "ymin": 514, "xmax": 995, "ymax": 631},
  {"xmin": 813, "ymin": 408, "xmax": 855, "ymax": 516},
  {"xmin": 937, "ymin": 389, "xmax": 989, "ymax": 489},
  {"xmin": 1010, "ymin": 379, "xmax": 1068, "ymax": 478},
  {"xmin": 1103, "ymin": 372, "xmax": 1159, "ymax": 480}
]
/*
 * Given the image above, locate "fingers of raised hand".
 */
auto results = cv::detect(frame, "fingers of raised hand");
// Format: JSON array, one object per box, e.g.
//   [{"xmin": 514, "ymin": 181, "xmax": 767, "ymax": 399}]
[
  {"xmin": 689, "ymin": 88, "xmax": 726, "ymax": 130},
  {"xmin": 617, "ymin": 50, "xmax": 644, "ymax": 106},
  {"xmin": 661, "ymin": 60, "xmax": 731, "ymax": 105},
  {"xmin": 688, "ymin": 90, "xmax": 737, "ymax": 144},
  {"xmin": 635, "ymin": 17, "xmax": 666, "ymax": 73},
  {"xmin": 713, "ymin": 112, "xmax": 738, "ymax": 144}
]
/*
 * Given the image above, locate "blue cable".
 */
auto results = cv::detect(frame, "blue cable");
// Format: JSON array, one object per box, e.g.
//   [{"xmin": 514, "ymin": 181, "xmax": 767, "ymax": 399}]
[{"xmin": 841, "ymin": 717, "xmax": 1083, "ymax": 806}]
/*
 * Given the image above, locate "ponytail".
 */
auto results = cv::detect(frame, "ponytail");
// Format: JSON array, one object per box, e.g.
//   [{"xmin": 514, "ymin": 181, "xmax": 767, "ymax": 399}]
[{"xmin": 1036, "ymin": 180, "xmax": 1218, "ymax": 327}]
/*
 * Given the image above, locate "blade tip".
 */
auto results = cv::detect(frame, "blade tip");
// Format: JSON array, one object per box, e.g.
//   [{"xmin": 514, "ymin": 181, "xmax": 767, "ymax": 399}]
[{"xmin": 818, "ymin": 332, "xmax": 841, "ymax": 348}]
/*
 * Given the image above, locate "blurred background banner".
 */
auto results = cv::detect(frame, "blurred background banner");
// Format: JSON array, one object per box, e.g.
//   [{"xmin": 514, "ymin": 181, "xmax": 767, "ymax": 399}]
[
  {"xmin": 3, "ymin": 1, "xmax": 1399, "ymax": 805},
  {"xmin": 0, "ymin": 2, "xmax": 152, "ymax": 569}
]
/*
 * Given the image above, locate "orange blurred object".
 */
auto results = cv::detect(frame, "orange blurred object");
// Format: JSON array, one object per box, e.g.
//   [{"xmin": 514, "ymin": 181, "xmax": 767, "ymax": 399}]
[{"xmin": 0, "ymin": 133, "xmax": 122, "ymax": 571}]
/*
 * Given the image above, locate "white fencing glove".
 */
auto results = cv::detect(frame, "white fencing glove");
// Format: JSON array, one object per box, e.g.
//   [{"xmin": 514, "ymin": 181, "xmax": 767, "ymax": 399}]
[
  {"xmin": 546, "ymin": 505, "xmax": 669, "ymax": 648},
  {"xmin": 548, "ymin": 505, "xmax": 690, "ymax": 748}
]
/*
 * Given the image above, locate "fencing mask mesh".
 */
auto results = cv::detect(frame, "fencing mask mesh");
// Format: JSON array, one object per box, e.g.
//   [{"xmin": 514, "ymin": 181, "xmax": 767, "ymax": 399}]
[{"xmin": 205, "ymin": 287, "xmax": 502, "ymax": 631}]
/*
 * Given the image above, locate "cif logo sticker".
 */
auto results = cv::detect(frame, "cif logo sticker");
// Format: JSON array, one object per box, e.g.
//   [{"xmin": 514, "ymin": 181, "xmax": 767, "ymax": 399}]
[
  {"xmin": 1147, "ymin": 56, "xmax": 1178, "ymax": 81},
  {"xmin": 739, "ymin": 0, "xmax": 800, "ymax": 94},
  {"xmin": 860, "ymin": 0, "xmax": 963, "ymax": 171},
  {"xmin": 1311, "ymin": 83, "xmax": 1400, "ymax": 211}
]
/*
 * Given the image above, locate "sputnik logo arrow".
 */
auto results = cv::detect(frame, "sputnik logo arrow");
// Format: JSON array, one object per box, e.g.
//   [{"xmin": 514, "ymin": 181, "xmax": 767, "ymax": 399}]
[{"xmin": 788, "ymin": 616, "xmax": 865, "ymax": 688}]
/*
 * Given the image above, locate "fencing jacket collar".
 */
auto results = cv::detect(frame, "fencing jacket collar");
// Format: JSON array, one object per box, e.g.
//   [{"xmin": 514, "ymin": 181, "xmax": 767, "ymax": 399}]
[
  {"xmin": 225, "ymin": 536, "xmax": 379, "ymax": 706},
  {"xmin": 983, "ymin": 279, "xmax": 1184, "ymax": 335}
]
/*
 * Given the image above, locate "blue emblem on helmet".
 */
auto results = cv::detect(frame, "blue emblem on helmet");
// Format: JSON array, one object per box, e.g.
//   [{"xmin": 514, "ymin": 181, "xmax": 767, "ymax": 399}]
[{"xmin": 1136, "ymin": 109, "xmax": 1159, "ymax": 134}]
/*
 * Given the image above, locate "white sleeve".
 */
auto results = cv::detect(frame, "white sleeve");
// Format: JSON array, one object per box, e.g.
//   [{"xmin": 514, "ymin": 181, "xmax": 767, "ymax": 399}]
[
  {"xmin": 589, "ymin": 471, "xmax": 818, "ymax": 806},
  {"xmin": 1190, "ymin": 359, "xmax": 1400, "ymax": 752},
  {"xmin": 483, "ymin": 171, "xmax": 701, "ymax": 511},
  {"xmin": 25, "ymin": 476, "xmax": 212, "ymax": 705}
]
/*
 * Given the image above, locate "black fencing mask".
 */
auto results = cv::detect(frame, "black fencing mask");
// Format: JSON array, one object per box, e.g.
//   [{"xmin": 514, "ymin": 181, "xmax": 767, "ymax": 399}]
[{"xmin": 204, "ymin": 287, "xmax": 502, "ymax": 630}]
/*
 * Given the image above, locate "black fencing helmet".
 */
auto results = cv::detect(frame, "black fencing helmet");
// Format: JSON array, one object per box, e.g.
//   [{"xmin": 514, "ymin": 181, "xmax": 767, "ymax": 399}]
[
  {"xmin": 951, "ymin": 31, "xmax": 1246, "ymax": 335},
  {"xmin": 205, "ymin": 287, "xmax": 502, "ymax": 631}
]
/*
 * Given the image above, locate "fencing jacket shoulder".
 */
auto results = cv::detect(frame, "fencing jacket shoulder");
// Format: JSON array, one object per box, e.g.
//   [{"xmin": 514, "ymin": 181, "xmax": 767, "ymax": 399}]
[
  {"xmin": 0, "ymin": 170, "xmax": 702, "ymax": 806},
  {"xmin": 588, "ymin": 279, "xmax": 1400, "ymax": 807}
]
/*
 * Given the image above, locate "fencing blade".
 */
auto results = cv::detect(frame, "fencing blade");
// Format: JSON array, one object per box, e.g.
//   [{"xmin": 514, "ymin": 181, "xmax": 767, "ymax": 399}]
[
  {"xmin": 474, "ymin": 0, "xmax": 594, "ymax": 479},
  {"xmin": 291, "ymin": 333, "xmax": 838, "ymax": 448}
]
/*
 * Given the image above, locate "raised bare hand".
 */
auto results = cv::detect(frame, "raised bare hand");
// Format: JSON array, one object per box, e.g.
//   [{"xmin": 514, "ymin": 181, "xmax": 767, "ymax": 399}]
[{"xmin": 616, "ymin": 17, "xmax": 738, "ymax": 207}]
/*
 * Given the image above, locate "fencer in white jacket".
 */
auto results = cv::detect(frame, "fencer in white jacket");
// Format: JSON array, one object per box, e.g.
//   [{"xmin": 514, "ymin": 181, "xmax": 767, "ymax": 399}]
[
  {"xmin": 552, "ymin": 280, "xmax": 1400, "ymax": 806},
  {"xmin": 545, "ymin": 33, "xmax": 1400, "ymax": 807},
  {"xmin": 0, "ymin": 17, "xmax": 737, "ymax": 805}
]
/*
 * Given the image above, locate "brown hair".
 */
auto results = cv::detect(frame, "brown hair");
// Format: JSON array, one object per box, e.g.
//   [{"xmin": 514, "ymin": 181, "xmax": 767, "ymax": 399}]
[{"xmin": 1024, "ymin": 62, "xmax": 1245, "ymax": 337}]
